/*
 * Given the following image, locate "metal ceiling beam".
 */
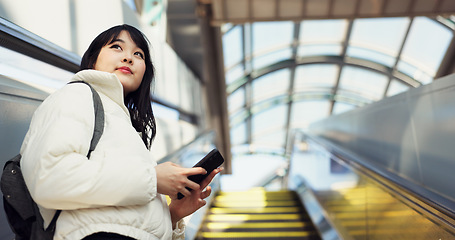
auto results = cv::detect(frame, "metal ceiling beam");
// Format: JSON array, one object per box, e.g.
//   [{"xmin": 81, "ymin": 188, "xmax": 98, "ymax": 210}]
[
  {"xmin": 210, "ymin": 0, "xmax": 455, "ymax": 26},
  {"xmin": 227, "ymin": 54, "xmax": 420, "ymax": 96}
]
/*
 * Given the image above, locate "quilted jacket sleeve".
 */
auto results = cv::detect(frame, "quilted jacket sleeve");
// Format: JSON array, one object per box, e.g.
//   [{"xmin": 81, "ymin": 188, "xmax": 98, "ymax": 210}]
[{"xmin": 20, "ymin": 83, "xmax": 157, "ymax": 210}]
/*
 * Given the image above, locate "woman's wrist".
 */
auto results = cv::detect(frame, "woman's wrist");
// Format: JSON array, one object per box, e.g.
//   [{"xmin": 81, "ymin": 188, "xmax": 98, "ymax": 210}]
[{"xmin": 169, "ymin": 205, "xmax": 181, "ymax": 229}]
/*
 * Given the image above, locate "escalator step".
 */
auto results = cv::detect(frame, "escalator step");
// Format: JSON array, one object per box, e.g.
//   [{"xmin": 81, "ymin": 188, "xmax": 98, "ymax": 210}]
[
  {"xmin": 206, "ymin": 213, "xmax": 306, "ymax": 222},
  {"xmin": 204, "ymin": 221, "xmax": 314, "ymax": 231},
  {"xmin": 212, "ymin": 200, "xmax": 299, "ymax": 208},
  {"xmin": 215, "ymin": 193, "xmax": 297, "ymax": 201},
  {"xmin": 210, "ymin": 207, "xmax": 303, "ymax": 214},
  {"xmin": 197, "ymin": 190, "xmax": 321, "ymax": 240},
  {"xmin": 199, "ymin": 231, "xmax": 319, "ymax": 239}
]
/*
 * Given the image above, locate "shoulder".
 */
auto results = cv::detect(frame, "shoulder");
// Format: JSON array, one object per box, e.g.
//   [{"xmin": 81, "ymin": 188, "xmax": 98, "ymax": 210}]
[
  {"xmin": 34, "ymin": 82, "xmax": 95, "ymax": 121},
  {"xmin": 45, "ymin": 82, "xmax": 93, "ymax": 106}
]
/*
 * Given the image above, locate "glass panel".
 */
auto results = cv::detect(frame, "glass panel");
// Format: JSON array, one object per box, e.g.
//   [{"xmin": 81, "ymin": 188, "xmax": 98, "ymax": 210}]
[
  {"xmin": 252, "ymin": 69, "xmax": 290, "ymax": 103},
  {"xmin": 221, "ymin": 153, "xmax": 287, "ymax": 191},
  {"xmin": 299, "ymin": 19, "xmax": 348, "ymax": 43},
  {"xmin": 191, "ymin": 78, "xmax": 204, "ymax": 116},
  {"xmin": 228, "ymin": 87, "xmax": 245, "ymax": 113},
  {"xmin": 252, "ymin": 130, "xmax": 286, "ymax": 148},
  {"xmin": 339, "ymin": 66, "xmax": 388, "ymax": 101},
  {"xmin": 125, "ymin": 0, "xmax": 137, "ymax": 11},
  {"xmin": 230, "ymin": 109, "xmax": 249, "ymax": 126},
  {"xmin": 348, "ymin": 18, "xmax": 410, "ymax": 67},
  {"xmin": 222, "ymin": 25, "xmax": 243, "ymax": 68},
  {"xmin": 397, "ymin": 61, "xmax": 433, "ymax": 84},
  {"xmin": 332, "ymin": 102, "xmax": 356, "ymax": 115},
  {"xmin": 399, "ymin": 17, "xmax": 453, "ymax": 77},
  {"xmin": 180, "ymin": 120, "xmax": 198, "ymax": 146},
  {"xmin": 290, "ymin": 100, "xmax": 330, "ymax": 129},
  {"xmin": 252, "ymin": 104, "xmax": 288, "ymax": 137},
  {"xmin": 226, "ymin": 64, "xmax": 245, "ymax": 85},
  {"xmin": 178, "ymin": 64, "xmax": 193, "ymax": 112},
  {"xmin": 159, "ymin": 45, "xmax": 180, "ymax": 106},
  {"xmin": 346, "ymin": 47, "xmax": 396, "ymax": 67},
  {"xmin": 294, "ymin": 64, "xmax": 339, "ymax": 92},
  {"xmin": 253, "ymin": 48, "xmax": 292, "ymax": 70},
  {"xmin": 230, "ymin": 122, "xmax": 247, "ymax": 146},
  {"xmin": 153, "ymin": 117, "xmax": 182, "ymax": 160},
  {"xmin": 387, "ymin": 79, "xmax": 410, "ymax": 97},
  {"xmin": 252, "ymin": 21, "xmax": 294, "ymax": 54},
  {"xmin": 297, "ymin": 44, "xmax": 342, "ymax": 57},
  {"xmin": 154, "ymin": 103, "xmax": 180, "ymax": 121},
  {"xmin": 0, "ymin": 46, "xmax": 73, "ymax": 93}
]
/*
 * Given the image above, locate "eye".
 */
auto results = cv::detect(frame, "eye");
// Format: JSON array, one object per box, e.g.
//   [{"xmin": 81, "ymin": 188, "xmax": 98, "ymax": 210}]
[
  {"xmin": 110, "ymin": 44, "xmax": 122, "ymax": 50},
  {"xmin": 134, "ymin": 52, "xmax": 144, "ymax": 59}
]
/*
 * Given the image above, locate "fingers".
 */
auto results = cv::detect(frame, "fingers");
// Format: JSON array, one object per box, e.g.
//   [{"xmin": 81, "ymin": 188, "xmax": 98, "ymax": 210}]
[
  {"xmin": 186, "ymin": 167, "xmax": 207, "ymax": 176},
  {"xmin": 200, "ymin": 167, "xmax": 223, "ymax": 189},
  {"xmin": 173, "ymin": 166, "xmax": 222, "ymax": 200},
  {"xmin": 201, "ymin": 186, "xmax": 212, "ymax": 199},
  {"xmin": 186, "ymin": 181, "xmax": 200, "ymax": 192},
  {"xmin": 198, "ymin": 199, "xmax": 207, "ymax": 208},
  {"xmin": 182, "ymin": 167, "xmax": 207, "ymax": 191}
]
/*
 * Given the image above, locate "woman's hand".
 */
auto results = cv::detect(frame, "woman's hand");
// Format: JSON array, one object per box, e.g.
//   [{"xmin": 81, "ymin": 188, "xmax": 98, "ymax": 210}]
[
  {"xmin": 169, "ymin": 167, "xmax": 223, "ymax": 229},
  {"xmin": 155, "ymin": 162, "xmax": 207, "ymax": 199}
]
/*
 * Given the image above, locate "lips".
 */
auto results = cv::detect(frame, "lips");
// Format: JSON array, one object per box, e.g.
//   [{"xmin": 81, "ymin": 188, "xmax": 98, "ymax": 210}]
[{"xmin": 117, "ymin": 66, "xmax": 132, "ymax": 74}]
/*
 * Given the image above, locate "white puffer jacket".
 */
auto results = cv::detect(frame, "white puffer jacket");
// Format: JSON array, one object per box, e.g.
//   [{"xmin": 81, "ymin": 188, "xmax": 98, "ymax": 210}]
[{"xmin": 20, "ymin": 70, "xmax": 184, "ymax": 240}]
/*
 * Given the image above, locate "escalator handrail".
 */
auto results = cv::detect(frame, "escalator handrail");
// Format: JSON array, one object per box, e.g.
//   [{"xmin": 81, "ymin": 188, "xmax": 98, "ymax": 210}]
[{"xmin": 0, "ymin": 17, "xmax": 81, "ymax": 72}]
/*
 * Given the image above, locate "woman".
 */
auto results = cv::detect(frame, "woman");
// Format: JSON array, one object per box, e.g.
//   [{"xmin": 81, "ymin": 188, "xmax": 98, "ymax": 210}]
[{"xmin": 20, "ymin": 24, "xmax": 221, "ymax": 239}]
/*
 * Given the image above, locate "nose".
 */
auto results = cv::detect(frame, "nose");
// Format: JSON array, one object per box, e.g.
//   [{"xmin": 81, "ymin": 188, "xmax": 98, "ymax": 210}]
[{"xmin": 123, "ymin": 58, "xmax": 132, "ymax": 64}]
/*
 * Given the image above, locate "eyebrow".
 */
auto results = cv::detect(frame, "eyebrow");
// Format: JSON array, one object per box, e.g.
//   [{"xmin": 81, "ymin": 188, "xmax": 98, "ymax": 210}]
[
  {"xmin": 108, "ymin": 38, "xmax": 144, "ymax": 54},
  {"xmin": 109, "ymin": 38, "xmax": 125, "ymax": 44}
]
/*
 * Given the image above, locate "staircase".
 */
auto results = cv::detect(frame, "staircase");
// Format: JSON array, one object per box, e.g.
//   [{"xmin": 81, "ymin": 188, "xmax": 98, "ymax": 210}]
[{"xmin": 196, "ymin": 188, "xmax": 321, "ymax": 240}]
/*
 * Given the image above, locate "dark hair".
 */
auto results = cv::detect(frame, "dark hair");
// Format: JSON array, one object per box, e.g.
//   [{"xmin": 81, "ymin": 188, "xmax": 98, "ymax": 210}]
[{"xmin": 80, "ymin": 24, "xmax": 156, "ymax": 149}]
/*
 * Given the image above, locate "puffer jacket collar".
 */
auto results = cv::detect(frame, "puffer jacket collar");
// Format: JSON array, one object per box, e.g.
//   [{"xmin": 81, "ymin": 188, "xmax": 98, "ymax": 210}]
[{"xmin": 71, "ymin": 70, "xmax": 130, "ymax": 117}]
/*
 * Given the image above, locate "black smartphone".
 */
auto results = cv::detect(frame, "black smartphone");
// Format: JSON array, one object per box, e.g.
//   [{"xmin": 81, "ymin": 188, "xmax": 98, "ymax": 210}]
[{"xmin": 177, "ymin": 149, "xmax": 224, "ymax": 199}]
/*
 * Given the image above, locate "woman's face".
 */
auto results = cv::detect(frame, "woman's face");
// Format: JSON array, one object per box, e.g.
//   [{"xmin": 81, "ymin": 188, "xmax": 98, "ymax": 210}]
[{"xmin": 94, "ymin": 30, "xmax": 146, "ymax": 96}]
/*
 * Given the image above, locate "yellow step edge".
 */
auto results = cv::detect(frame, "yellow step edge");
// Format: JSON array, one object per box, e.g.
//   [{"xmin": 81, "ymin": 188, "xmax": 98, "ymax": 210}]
[
  {"xmin": 213, "ymin": 201, "xmax": 298, "ymax": 208},
  {"xmin": 215, "ymin": 195, "xmax": 296, "ymax": 202},
  {"xmin": 205, "ymin": 221, "xmax": 310, "ymax": 229},
  {"xmin": 332, "ymin": 210, "xmax": 416, "ymax": 219},
  {"xmin": 218, "ymin": 189, "xmax": 292, "ymax": 195},
  {"xmin": 323, "ymin": 199, "xmax": 396, "ymax": 206},
  {"xmin": 207, "ymin": 213, "xmax": 304, "ymax": 221},
  {"xmin": 210, "ymin": 207, "xmax": 302, "ymax": 214},
  {"xmin": 348, "ymin": 228, "xmax": 440, "ymax": 236},
  {"xmin": 200, "ymin": 231, "xmax": 317, "ymax": 238},
  {"xmin": 340, "ymin": 218, "xmax": 429, "ymax": 227},
  {"xmin": 326, "ymin": 204, "xmax": 404, "ymax": 211},
  {"xmin": 218, "ymin": 191, "xmax": 295, "ymax": 195}
]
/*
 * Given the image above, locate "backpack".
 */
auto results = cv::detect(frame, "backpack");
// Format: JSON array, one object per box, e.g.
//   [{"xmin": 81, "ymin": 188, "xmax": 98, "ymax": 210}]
[{"xmin": 1, "ymin": 81, "xmax": 104, "ymax": 240}]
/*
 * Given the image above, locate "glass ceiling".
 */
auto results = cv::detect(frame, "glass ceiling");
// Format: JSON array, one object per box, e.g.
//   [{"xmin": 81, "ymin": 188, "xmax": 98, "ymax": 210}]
[{"xmin": 222, "ymin": 16, "xmax": 454, "ymax": 156}]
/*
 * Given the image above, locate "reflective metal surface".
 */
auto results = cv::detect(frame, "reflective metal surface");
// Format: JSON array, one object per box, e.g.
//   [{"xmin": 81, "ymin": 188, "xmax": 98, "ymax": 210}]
[
  {"xmin": 309, "ymin": 73, "xmax": 455, "ymax": 213},
  {"xmin": 289, "ymin": 135, "xmax": 455, "ymax": 240}
]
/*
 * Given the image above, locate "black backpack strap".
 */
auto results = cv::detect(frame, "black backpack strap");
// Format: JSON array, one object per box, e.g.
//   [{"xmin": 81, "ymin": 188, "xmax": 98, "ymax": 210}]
[
  {"xmin": 46, "ymin": 80, "xmax": 105, "ymax": 232},
  {"xmin": 68, "ymin": 80, "xmax": 105, "ymax": 158}
]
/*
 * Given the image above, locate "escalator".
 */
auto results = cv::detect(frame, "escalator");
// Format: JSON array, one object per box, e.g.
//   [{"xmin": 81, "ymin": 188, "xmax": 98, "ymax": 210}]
[{"xmin": 196, "ymin": 188, "xmax": 321, "ymax": 240}]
